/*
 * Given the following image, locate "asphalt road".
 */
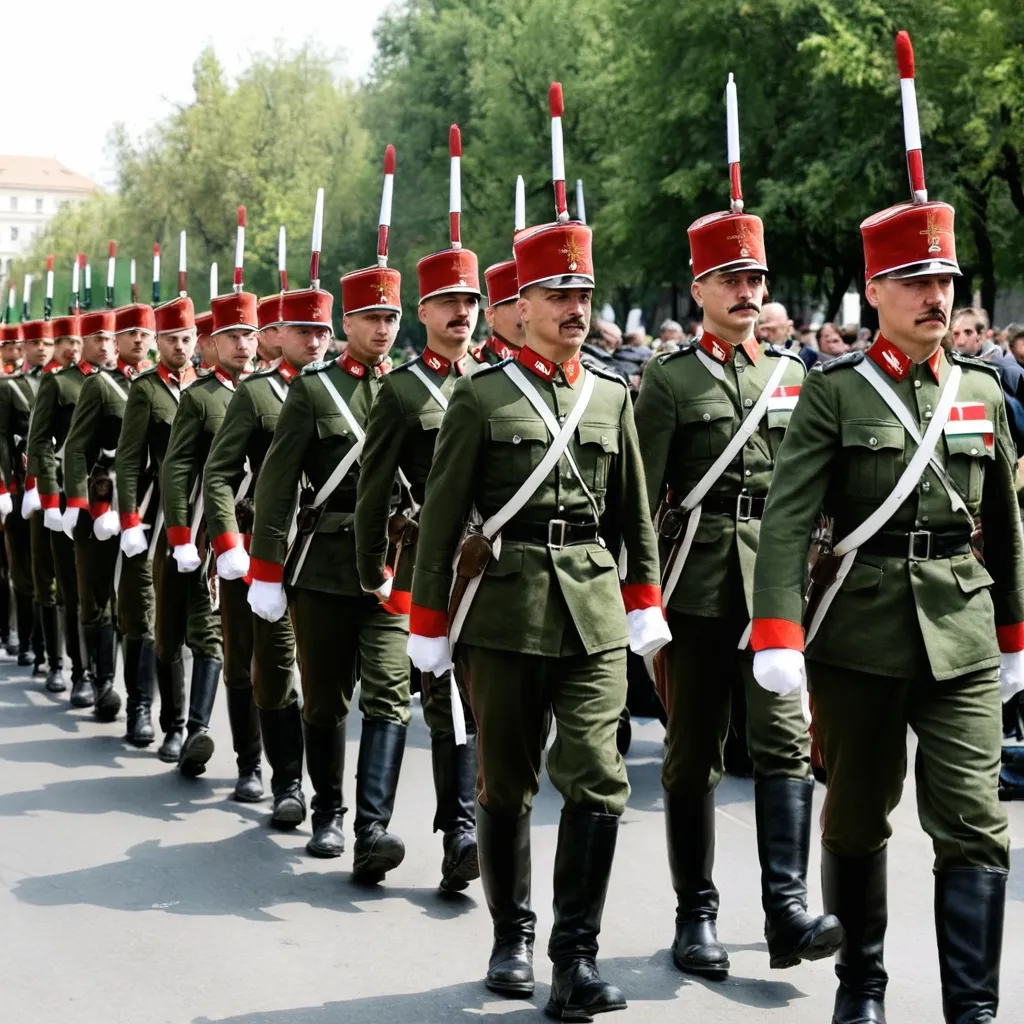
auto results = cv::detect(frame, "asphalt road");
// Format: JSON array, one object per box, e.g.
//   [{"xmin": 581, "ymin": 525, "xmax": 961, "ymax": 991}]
[{"xmin": 0, "ymin": 656, "xmax": 1021, "ymax": 1023}]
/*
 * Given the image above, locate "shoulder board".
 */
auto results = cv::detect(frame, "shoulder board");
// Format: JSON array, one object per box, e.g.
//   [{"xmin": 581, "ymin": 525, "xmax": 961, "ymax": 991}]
[
  {"xmin": 300, "ymin": 360, "xmax": 331, "ymax": 375},
  {"xmin": 949, "ymin": 350, "xmax": 1001, "ymax": 379},
  {"xmin": 586, "ymin": 362, "xmax": 628, "ymax": 386},
  {"xmin": 657, "ymin": 340, "xmax": 698, "ymax": 364},
  {"xmin": 819, "ymin": 351, "xmax": 866, "ymax": 374},
  {"xmin": 766, "ymin": 345, "xmax": 803, "ymax": 362},
  {"xmin": 389, "ymin": 358, "xmax": 418, "ymax": 376},
  {"xmin": 56, "ymin": 363, "xmax": 81, "ymax": 375},
  {"xmin": 470, "ymin": 358, "xmax": 513, "ymax": 379}
]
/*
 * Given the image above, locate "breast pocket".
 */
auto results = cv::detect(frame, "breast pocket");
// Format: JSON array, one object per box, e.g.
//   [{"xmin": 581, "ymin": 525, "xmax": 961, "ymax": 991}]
[
  {"xmin": 678, "ymin": 399, "xmax": 735, "ymax": 459},
  {"xmin": 315, "ymin": 414, "xmax": 357, "ymax": 472},
  {"xmin": 944, "ymin": 433, "xmax": 993, "ymax": 506},
  {"xmin": 418, "ymin": 408, "xmax": 444, "ymax": 438},
  {"xmin": 489, "ymin": 417, "xmax": 549, "ymax": 480},
  {"xmin": 575, "ymin": 423, "xmax": 619, "ymax": 492},
  {"xmin": 839, "ymin": 420, "xmax": 904, "ymax": 498},
  {"xmin": 259, "ymin": 414, "xmax": 279, "ymax": 434}
]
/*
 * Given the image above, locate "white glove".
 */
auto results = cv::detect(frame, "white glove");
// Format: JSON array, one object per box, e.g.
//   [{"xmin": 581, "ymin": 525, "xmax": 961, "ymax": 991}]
[
  {"xmin": 93, "ymin": 509, "xmax": 121, "ymax": 541},
  {"xmin": 61, "ymin": 506, "xmax": 80, "ymax": 538},
  {"xmin": 407, "ymin": 633, "xmax": 454, "ymax": 676},
  {"xmin": 216, "ymin": 544, "xmax": 250, "ymax": 581},
  {"xmin": 120, "ymin": 524, "xmax": 148, "ymax": 558},
  {"xmin": 0, "ymin": 493, "xmax": 12, "ymax": 521},
  {"xmin": 43, "ymin": 506, "xmax": 63, "ymax": 532},
  {"xmin": 1000, "ymin": 651, "xmax": 1024, "ymax": 703},
  {"xmin": 247, "ymin": 579, "xmax": 287, "ymax": 622},
  {"xmin": 172, "ymin": 543, "xmax": 202, "ymax": 573},
  {"xmin": 21, "ymin": 487, "xmax": 41, "ymax": 517},
  {"xmin": 627, "ymin": 606, "xmax": 672, "ymax": 657},
  {"xmin": 753, "ymin": 648, "xmax": 806, "ymax": 697}
]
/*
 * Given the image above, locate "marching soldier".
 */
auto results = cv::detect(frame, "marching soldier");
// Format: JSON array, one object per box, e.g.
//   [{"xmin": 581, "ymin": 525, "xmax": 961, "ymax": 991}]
[
  {"xmin": 633, "ymin": 74, "xmax": 840, "ymax": 980},
  {"xmin": 203, "ymin": 288, "xmax": 329, "ymax": 825},
  {"xmin": 0, "ymin": 320, "xmax": 19, "ymax": 655},
  {"xmin": 248, "ymin": 183, "xmax": 411, "ymax": 876},
  {"xmin": 354, "ymin": 135, "xmax": 484, "ymax": 892},
  {"xmin": 407, "ymin": 86, "xmax": 669, "ymax": 1019},
  {"xmin": 750, "ymin": 33, "xmax": 1022, "ymax": 1023},
  {"xmin": 255, "ymin": 293, "xmax": 283, "ymax": 369}
]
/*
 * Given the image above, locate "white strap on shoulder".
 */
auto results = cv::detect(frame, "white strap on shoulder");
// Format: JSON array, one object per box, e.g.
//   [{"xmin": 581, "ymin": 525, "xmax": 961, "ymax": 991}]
[
  {"xmin": 267, "ymin": 377, "xmax": 287, "ymax": 404},
  {"xmin": 318, "ymin": 371, "xmax": 365, "ymax": 442},
  {"xmin": 99, "ymin": 371, "xmax": 129, "ymax": 403},
  {"xmin": 409, "ymin": 362, "xmax": 450, "ymax": 411}
]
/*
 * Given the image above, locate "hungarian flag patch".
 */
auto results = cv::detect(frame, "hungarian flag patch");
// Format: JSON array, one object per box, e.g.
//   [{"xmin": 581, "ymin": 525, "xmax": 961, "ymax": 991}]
[
  {"xmin": 767, "ymin": 384, "xmax": 801, "ymax": 411},
  {"xmin": 944, "ymin": 402, "xmax": 994, "ymax": 451}
]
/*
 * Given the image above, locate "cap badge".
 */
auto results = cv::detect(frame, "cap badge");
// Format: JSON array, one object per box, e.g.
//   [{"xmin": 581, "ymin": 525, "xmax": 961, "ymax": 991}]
[
  {"xmin": 560, "ymin": 236, "xmax": 582, "ymax": 272},
  {"xmin": 311, "ymin": 307, "xmax": 322, "ymax": 320},
  {"xmin": 727, "ymin": 222, "xmax": 753, "ymax": 258},
  {"xmin": 922, "ymin": 211, "xmax": 949, "ymax": 254},
  {"xmin": 375, "ymin": 284, "xmax": 391, "ymax": 304}
]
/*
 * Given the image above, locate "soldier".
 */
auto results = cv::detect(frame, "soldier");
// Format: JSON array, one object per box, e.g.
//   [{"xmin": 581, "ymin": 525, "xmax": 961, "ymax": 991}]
[
  {"xmin": 354, "ymin": 136, "xmax": 484, "ymax": 892},
  {"xmin": 203, "ymin": 287, "xmax": 330, "ymax": 825},
  {"xmin": 632, "ymin": 74, "xmax": 840, "ymax": 981},
  {"xmin": 0, "ymin": 320, "xmax": 19, "ymax": 655},
  {"xmin": 195, "ymin": 310, "xmax": 216, "ymax": 375},
  {"xmin": 407, "ymin": 85, "xmax": 669, "ymax": 1019},
  {"xmin": 750, "ymin": 33, "xmax": 1022, "ymax": 1024},
  {"xmin": 248, "ymin": 182, "xmax": 411, "ymax": 876},
  {"xmin": 255, "ymin": 292, "xmax": 283, "ymax": 369}
]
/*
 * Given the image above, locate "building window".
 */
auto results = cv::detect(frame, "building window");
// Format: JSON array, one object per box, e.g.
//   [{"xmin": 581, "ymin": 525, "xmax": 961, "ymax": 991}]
[
  {"xmin": 8, "ymin": 197, "xmax": 16, "ymax": 212},
  {"xmin": 35, "ymin": 198, "xmax": 43, "ymax": 213},
  {"xmin": 10, "ymin": 227, "xmax": 18, "ymax": 242}
]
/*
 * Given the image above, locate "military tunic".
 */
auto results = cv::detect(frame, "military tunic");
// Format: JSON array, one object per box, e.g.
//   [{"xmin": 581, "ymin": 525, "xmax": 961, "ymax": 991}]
[
  {"xmin": 249, "ymin": 352, "xmax": 410, "ymax": 729},
  {"xmin": 409, "ymin": 346, "xmax": 662, "ymax": 817},
  {"xmin": 634, "ymin": 335, "xmax": 810, "ymax": 795},
  {"xmin": 203, "ymin": 361, "xmax": 299, "ymax": 710},
  {"xmin": 751, "ymin": 342, "xmax": 1024, "ymax": 869}
]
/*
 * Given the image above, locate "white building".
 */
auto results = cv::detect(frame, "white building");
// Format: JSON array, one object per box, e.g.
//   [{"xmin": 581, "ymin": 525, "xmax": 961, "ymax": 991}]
[{"xmin": 0, "ymin": 155, "xmax": 97, "ymax": 280}]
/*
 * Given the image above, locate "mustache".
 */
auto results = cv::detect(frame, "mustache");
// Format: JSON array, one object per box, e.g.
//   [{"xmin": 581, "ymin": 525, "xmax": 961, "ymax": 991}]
[
  {"xmin": 447, "ymin": 318, "xmax": 470, "ymax": 329},
  {"xmin": 561, "ymin": 318, "xmax": 587, "ymax": 330},
  {"xmin": 729, "ymin": 302, "xmax": 761, "ymax": 314},
  {"xmin": 917, "ymin": 308, "xmax": 947, "ymax": 325}
]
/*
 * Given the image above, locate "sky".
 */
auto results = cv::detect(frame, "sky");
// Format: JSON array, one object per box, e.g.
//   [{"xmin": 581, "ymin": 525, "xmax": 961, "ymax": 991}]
[{"xmin": 12, "ymin": 0, "xmax": 392, "ymax": 188}]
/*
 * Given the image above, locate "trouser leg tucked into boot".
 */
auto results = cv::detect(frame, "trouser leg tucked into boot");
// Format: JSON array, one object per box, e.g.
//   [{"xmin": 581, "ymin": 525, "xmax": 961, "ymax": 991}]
[
  {"xmin": 91, "ymin": 623, "xmax": 122, "ymax": 722},
  {"xmin": 304, "ymin": 720, "xmax": 346, "ymax": 857},
  {"xmin": 156, "ymin": 655, "xmax": 186, "ymax": 762},
  {"xmin": 546, "ymin": 808, "xmax": 626, "ymax": 1022},
  {"xmin": 41, "ymin": 604, "xmax": 66, "ymax": 693},
  {"xmin": 15, "ymin": 591, "xmax": 34, "ymax": 665},
  {"xmin": 259, "ymin": 703, "xmax": 306, "ymax": 829},
  {"xmin": 31, "ymin": 601, "xmax": 46, "ymax": 676},
  {"xmin": 178, "ymin": 657, "xmax": 220, "ymax": 777},
  {"xmin": 823, "ymin": 846, "xmax": 888, "ymax": 1024},
  {"xmin": 69, "ymin": 615, "xmax": 94, "ymax": 707},
  {"xmin": 66, "ymin": 611, "xmax": 92, "ymax": 705},
  {"xmin": 122, "ymin": 636, "xmax": 142, "ymax": 737},
  {"xmin": 935, "ymin": 867, "xmax": 1006, "ymax": 1024},
  {"xmin": 226, "ymin": 686, "xmax": 263, "ymax": 802},
  {"xmin": 432, "ymin": 735, "xmax": 479, "ymax": 892},
  {"xmin": 352, "ymin": 719, "xmax": 407, "ymax": 883},
  {"xmin": 128, "ymin": 639, "xmax": 156, "ymax": 747},
  {"xmin": 478, "ymin": 802, "xmax": 536, "ymax": 996},
  {"xmin": 756, "ymin": 776, "xmax": 843, "ymax": 968},
  {"xmin": 665, "ymin": 789, "xmax": 729, "ymax": 979}
]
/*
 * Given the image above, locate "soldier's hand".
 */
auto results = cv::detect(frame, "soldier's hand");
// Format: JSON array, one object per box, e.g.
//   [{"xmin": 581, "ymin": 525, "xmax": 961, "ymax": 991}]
[
  {"xmin": 60, "ymin": 506, "xmax": 80, "ymax": 537},
  {"xmin": 248, "ymin": 579, "xmax": 287, "ymax": 622},
  {"xmin": 372, "ymin": 572, "xmax": 394, "ymax": 605},
  {"xmin": 216, "ymin": 543, "xmax": 250, "ymax": 581},
  {"xmin": 172, "ymin": 543, "xmax": 202, "ymax": 573},
  {"xmin": 753, "ymin": 648, "xmax": 806, "ymax": 697},
  {"xmin": 121, "ymin": 525, "xmax": 149, "ymax": 558},
  {"xmin": 43, "ymin": 506, "xmax": 63, "ymax": 532},
  {"xmin": 1000, "ymin": 651, "xmax": 1024, "ymax": 703},
  {"xmin": 0, "ymin": 492, "xmax": 13, "ymax": 521},
  {"xmin": 408, "ymin": 632, "xmax": 453, "ymax": 675},
  {"xmin": 21, "ymin": 486, "xmax": 41, "ymax": 518},
  {"xmin": 627, "ymin": 605, "xmax": 672, "ymax": 657},
  {"xmin": 93, "ymin": 509, "xmax": 121, "ymax": 542}
]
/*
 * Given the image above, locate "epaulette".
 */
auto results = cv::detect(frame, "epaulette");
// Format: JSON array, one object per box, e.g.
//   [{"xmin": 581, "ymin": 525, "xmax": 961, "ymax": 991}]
[
  {"xmin": 819, "ymin": 351, "xmax": 865, "ymax": 374},
  {"xmin": 766, "ymin": 345, "xmax": 804, "ymax": 363},
  {"xmin": 300, "ymin": 360, "xmax": 331, "ymax": 375},
  {"xmin": 586, "ymin": 361, "xmax": 629, "ymax": 386},
  {"xmin": 950, "ymin": 350, "xmax": 1001, "ymax": 380},
  {"xmin": 657, "ymin": 340, "xmax": 698, "ymax": 364},
  {"xmin": 470, "ymin": 358, "xmax": 512, "ymax": 378}
]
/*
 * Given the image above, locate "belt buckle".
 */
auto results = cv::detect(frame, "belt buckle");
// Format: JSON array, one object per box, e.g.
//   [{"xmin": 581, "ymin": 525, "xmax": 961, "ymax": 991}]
[
  {"xmin": 547, "ymin": 519, "xmax": 569, "ymax": 550},
  {"xmin": 908, "ymin": 530, "xmax": 933, "ymax": 561},
  {"xmin": 736, "ymin": 493, "xmax": 754, "ymax": 522}
]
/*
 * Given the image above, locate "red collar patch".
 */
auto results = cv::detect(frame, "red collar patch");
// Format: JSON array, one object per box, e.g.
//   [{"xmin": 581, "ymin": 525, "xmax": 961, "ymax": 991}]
[
  {"xmin": 213, "ymin": 367, "xmax": 237, "ymax": 391},
  {"xmin": 698, "ymin": 331, "xmax": 760, "ymax": 364},
  {"xmin": 116, "ymin": 358, "xmax": 140, "ymax": 381},
  {"xmin": 337, "ymin": 350, "xmax": 367, "ymax": 379},
  {"xmin": 77, "ymin": 360, "xmax": 101, "ymax": 375},
  {"xmin": 486, "ymin": 335, "xmax": 516, "ymax": 362},
  {"xmin": 421, "ymin": 347, "xmax": 466, "ymax": 377},
  {"xmin": 43, "ymin": 359, "xmax": 62, "ymax": 375},
  {"xmin": 518, "ymin": 344, "xmax": 582, "ymax": 385},
  {"xmin": 157, "ymin": 362, "xmax": 197, "ymax": 389},
  {"xmin": 868, "ymin": 334, "xmax": 943, "ymax": 383},
  {"xmin": 277, "ymin": 361, "xmax": 300, "ymax": 384}
]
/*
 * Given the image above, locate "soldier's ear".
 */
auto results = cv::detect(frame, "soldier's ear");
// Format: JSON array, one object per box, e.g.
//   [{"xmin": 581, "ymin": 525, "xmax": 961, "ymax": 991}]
[
  {"xmin": 517, "ymin": 295, "xmax": 529, "ymax": 324},
  {"xmin": 690, "ymin": 278, "xmax": 704, "ymax": 308},
  {"xmin": 865, "ymin": 279, "xmax": 882, "ymax": 310},
  {"xmin": 417, "ymin": 303, "xmax": 428, "ymax": 326},
  {"xmin": 484, "ymin": 306, "xmax": 496, "ymax": 329}
]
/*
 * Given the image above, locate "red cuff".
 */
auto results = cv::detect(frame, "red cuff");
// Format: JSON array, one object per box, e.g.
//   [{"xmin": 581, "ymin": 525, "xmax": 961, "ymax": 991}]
[
  {"xmin": 25, "ymin": 476, "xmax": 35, "ymax": 490},
  {"xmin": 166, "ymin": 526, "xmax": 192, "ymax": 548},
  {"xmin": 750, "ymin": 617, "xmax": 805, "ymax": 652},
  {"xmin": 39, "ymin": 492, "xmax": 61, "ymax": 509},
  {"xmin": 997, "ymin": 623, "xmax": 1024, "ymax": 654},
  {"xmin": 8, "ymin": 479, "xmax": 18, "ymax": 495},
  {"xmin": 212, "ymin": 532, "xmax": 242, "ymax": 557},
  {"xmin": 242, "ymin": 534, "xmax": 251, "ymax": 552},
  {"xmin": 622, "ymin": 583, "xmax": 663, "ymax": 613},
  {"xmin": 0, "ymin": 480, "xmax": 7, "ymax": 497},
  {"xmin": 248, "ymin": 556, "xmax": 283, "ymax": 583},
  {"xmin": 383, "ymin": 589, "xmax": 411, "ymax": 617},
  {"xmin": 120, "ymin": 512, "xmax": 141, "ymax": 530},
  {"xmin": 90, "ymin": 502, "xmax": 110, "ymax": 519},
  {"xmin": 410, "ymin": 603, "xmax": 447, "ymax": 638}
]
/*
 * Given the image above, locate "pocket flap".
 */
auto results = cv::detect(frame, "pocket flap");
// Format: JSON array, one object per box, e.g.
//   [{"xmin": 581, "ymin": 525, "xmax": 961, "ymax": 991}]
[
  {"xmin": 842, "ymin": 561, "xmax": 883, "ymax": 593},
  {"xmin": 945, "ymin": 433, "xmax": 995, "ymax": 460},
  {"xmin": 586, "ymin": 545, "xmax": 619, "ymax": 572},
  {"xmin": 840, "ymin": 420, "xmax": 904, "ymax": 452},
  {"xmin": 489, "ymin": 418, "xmax": 548, "ymax": 444},
  {"xmin": 418, "ymin": 409, "xmax": 444, "ymax": 433},
  {"xmin": 485, "ymin": 547, "xmax": 524, "ymax": 576},
  {"xmin": 577, "ymin": 424, "xmax": 620, "ymax": 453},
  {"xmin": 316, "ymin": 414, "xmax": 354, "ymax": 440},
  {"xmin": 951, "ymin": 553, "xmax": 993, "ymax": 593},
  {"xmin": 259, "ymin": 414, "xmax": 279, "ymax": 433},
  {"xmin": 679, "ymin": 399, "xmax": 734, "ymax": 426}
]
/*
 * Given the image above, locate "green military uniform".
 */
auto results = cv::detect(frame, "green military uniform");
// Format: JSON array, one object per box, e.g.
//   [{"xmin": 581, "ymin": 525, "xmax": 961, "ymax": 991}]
[
  {"xmin": 203, "ymin": 361, "xmax": 304, "ymax": 816},
  {"xmin": 249, "ymin": 351, "xmax": 411, "ymax": 869},
  {"xmin": 27, "ymin": 362, "xmax": 92, "ymax": 704},
  {"xmin": 160, "ymin": 370, "xmax": 229, "ymax": 776},
  {"xmin": 354, "ymin": 348, "xmax": 482, "ymax": 891},
  {"xmin": 471, "ymin": 334, "xmax": 517, "ymax": 367}
]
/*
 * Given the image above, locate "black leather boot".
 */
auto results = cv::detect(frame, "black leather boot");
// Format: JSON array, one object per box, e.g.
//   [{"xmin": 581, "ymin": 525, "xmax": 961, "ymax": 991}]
[
  {"xmin": 935, "ymin": 867, "xmax": 1006, "ymax": 1024},
  {"xmin": 304, "ymin": 719, "xmax": 346, "ymax": 857},
  {"xmin": 478, "ymin": 802, "xmax": 536, "ymax": 996},
  {"xmin": 31, "ymin": 600, "xmax": 46, "ymax": 676},
  {"xmin": 352, "ymin": 719, "xmax": 407, "ymax": 883},
  {"xmin": 91, "ymin": 623, "xmax": 122, "ymax": 722},
  {"xmin": 0, "ymin": 573, "xmax": 10, "ymax": 653},
  {"xmin": 41, "ymin": 604, "xmax": 66, "ymax": 693},
  {"xmin": 546, "ymin": 809, "xmax": 626, "ymax": 1021},
  {"xmin": 226, "ymin": 686, "xmax": 264, "ymax": 802},
  {"xmin": 66, "ymin": 610, "xmax": 92, "ymax": 706},
  {"xmin": 15, "ymin": 591, "xmax": 34, "ymax": 665},
  {"xmin": 259, "ymin": 703, "xmax": 306, "ymax": 829},
  {"xmin": 432, "ymin": 733, "xmax": 479, "ymax": 892},
  {"xmin": 122, "ymin": 636, "xmax": 142, "ymax": 738},
  {"xmin": 665, "ymin": 789, "xmax": 729, "ymax": 979},
  {"xmin": 756, "ymin": 776, "xmax": 843, "ymax": 968},
  {"xmin": 156, "ymin": 655, "xmax": 186, "ymax": 762},
  {"xmin": 823, "ymin": 846, "xmax": 888, "ymax": 1024},
  {"xmin": 129, "ymin": 639, "xmax": 156, "ymax": 746},
  {"xmin": 178, "ymin": 657, "xmax": 221, "ymax": 777}
]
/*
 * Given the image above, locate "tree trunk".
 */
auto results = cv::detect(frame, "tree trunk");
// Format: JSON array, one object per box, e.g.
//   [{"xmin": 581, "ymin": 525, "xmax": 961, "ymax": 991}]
[
  {"xmin": 962, "ymin": 180, "xmax": 996, "ymax": 319},
  {"xmin": 824, "ymin": 267, "xmax": 852, "ymax": 323}
]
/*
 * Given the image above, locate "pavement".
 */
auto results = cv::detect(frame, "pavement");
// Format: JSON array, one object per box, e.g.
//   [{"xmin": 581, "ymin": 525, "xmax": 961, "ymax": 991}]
[{"xmin": 0, "ymin": 655, "xmax": 1021, "ymax": 1024}]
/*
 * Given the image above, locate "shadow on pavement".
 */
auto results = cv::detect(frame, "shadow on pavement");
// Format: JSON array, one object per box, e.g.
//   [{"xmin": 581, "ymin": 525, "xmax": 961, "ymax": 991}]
[{"xmin": 0, "ymin": 732, "xmax": 151, "ymax": 769}]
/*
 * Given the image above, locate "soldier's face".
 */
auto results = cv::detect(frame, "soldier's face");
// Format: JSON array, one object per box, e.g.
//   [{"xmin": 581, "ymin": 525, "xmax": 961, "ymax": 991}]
[
  {"xmin": 55, "ymin": 337, "xmax": 82, "ymax": 367},
  {"xmin": 258, "ymin": 326, "xmax": 283, "ymax": 361},
  {"xmin": 23, "ymin": 338, "xmax": 51, "ymax": 368},
  {"xmin": 1, "ymin": 343, "xmax": 20, "ymax": 365},
  {"xmin": 156, "ymin": 328, "xmax": 196, "ymax": 371},
  {"xmin": 117, "ymin": 328, "xmax": 151, "ymax": 366},
  {"xmin": 278, "ymin": 324, "xmax": 331, "ymax": 369},
  {"xmin": 214, "ymin": 329, "xmax": 259, "ymax": 373},
  {"xmin": 517, "ymin": 287, "xmax": 592, "ymax": 348},
  {"xmin": 418, "ymin": 293, "xmax": 480, "ymax": 348},
  {"xmin": 344, "ymin": 311, "xmax": 399, "ymax": 365},
  {"xmin": 83, "ymin": 331, "xmax": 116, "ymax": 366},
  {"xmin": 692, "ymin": 271, "xmax": 764, "ymax": 336},
  {"xmin": 197, "ymin": 334, "xmax": 216, "ymax": 366},
  {"xmin": 485, "ymin": 301, "xmax": 524, "ymax": 345},
  {"xmin": 867, "ymin": 275, "xmax": 954, "ymax": 350}
]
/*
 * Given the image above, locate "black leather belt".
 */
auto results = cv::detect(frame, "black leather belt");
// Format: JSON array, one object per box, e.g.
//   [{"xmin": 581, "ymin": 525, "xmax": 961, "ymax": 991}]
[
  {"xmin": 701, "ymin": 492, "xmax": 766, "ymax": 521},
  {"xmin": 860, "ymin": 530, "xmax": 973, "ymax": 561},
  {"xmin": 502, "ymin": 520, "xmax": 600, "ymax": 549}
]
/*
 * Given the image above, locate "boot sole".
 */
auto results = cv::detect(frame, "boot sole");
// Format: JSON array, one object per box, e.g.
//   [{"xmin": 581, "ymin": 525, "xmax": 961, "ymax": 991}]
[
  {"xmin": 544, "ymin": 997, "xmax": 628, "ymax": 1021},
  {"xmin": 672, "ymin": 953, "xmax": 729, "ymax": 981},
  {"xmin": 440, "ymin": 845, "xmax": 480, "ymax": 892},
  {"xmin": 233, "ymin": 787, "xmax": 266, "ymax": 803},
  {"xmin": 178, "ymin": 733, "xmax": 215, "ymax": 776},
  {"xmin": 352, "ymin": 846, "xmax": 406, "ymax": 883},
  {"xmin": 45, "ymin": 681, "xmax": 67, "ymax": 693},
  {"xmin": 157, "ymin": 746, "xmax": 182, "ymax": 763},
  {"xmin": 306, "ymin": 839, "xmax": 344, "ymax": 859},
  {"xmin": 770, "ymin": 922, "xmax": 845, "ymax": 969},
  {"xmin": 485, "ymin": 977, "xmax": 535, "ymax": 997},
  {"xmin": 126, "ymin": 734, "xmax": 155, "ymax": 748}
]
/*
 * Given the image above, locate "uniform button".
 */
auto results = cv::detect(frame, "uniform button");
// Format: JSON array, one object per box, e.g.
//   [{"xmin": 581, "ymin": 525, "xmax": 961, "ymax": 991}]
[
  {"xmin": 601, "ymin": 435, "xmax": 609, "ymax": 445},
  {"xmin": 922, "ymin": 516, "xmax": 929, "ymax": 524},
  {"xmin": 924, "ymin": 411, "xmax": 933, "ymax": 420},
  {"xmin": 558, "ymin": 414, "xmax": 566, "ymax": 424},
  {"xmin": 911, "ymin": 562, "xmax": 920, "ymax": 571},
  {"xmin": 736, "ymin": 365, "xmax": 745, "ymax": 373},
  {"xmin": 869, "ymin": 437, "xmax": 878, "ymax": 446},
  {"xmin": 744, "ymin": 398, "xmax": 753, "ymax": 408},
  {"xmin": 971, "ymin": 447, "xmax": 979, "ymax": 455},
  {"xmin": 512, "ymin": 434, "xmax": 522, "ymax": 444},
  {"xmin": 922, "ymin": 481, "xmax": 931, "ymax": 492},
  {"xmin": 558, "ymin": 505, "xmax": 565, "ymax": 512},
  {"xmin": 745, "ymin": 469, "xmax": 752, "ymax": 477},
  {"xmin": 702, "ymin": 413, "xmax": 711, "ymax": 422},
  {"xmin": 914, "ymin": 380, "xmax": 922, "ymax": 389}
]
